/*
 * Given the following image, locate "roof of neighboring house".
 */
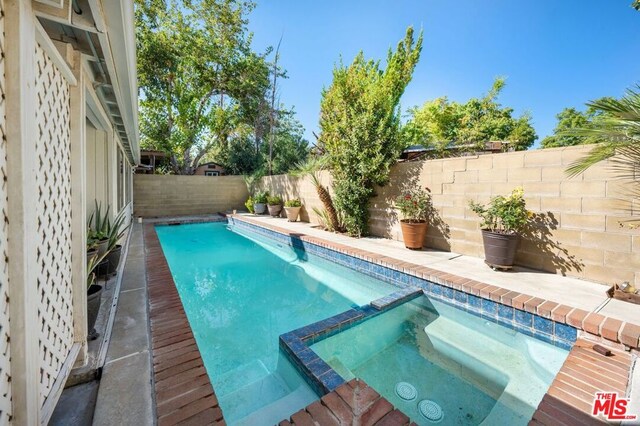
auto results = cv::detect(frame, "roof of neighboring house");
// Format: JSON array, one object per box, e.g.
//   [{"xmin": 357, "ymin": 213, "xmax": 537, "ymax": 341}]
[{"xmin": 197, "ymin": 162, "xmax": 225, "ymax": 168}]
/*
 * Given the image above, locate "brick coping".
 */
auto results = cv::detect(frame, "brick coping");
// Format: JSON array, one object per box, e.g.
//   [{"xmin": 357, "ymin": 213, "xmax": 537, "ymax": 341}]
[
  {"xmin": 531, "ymin": 338, "xmax": 634, "ymax": 425},
  {"xmin": 230, "ymin": 214, "xmax": 640, "ymax": 350},
  {"xmin": 279, "ymin": 379, "xmax": 416, "ymax": 426},
  {"xmin": 143, "ymin": 224, "xmax": 224, "ymax": 425}
]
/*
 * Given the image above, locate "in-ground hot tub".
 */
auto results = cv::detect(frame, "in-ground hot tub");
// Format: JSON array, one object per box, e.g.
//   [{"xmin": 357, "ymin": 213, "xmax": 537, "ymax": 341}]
[{"xmin": 311, "ymin": 296, "xmax": 569, "ymax": 425}]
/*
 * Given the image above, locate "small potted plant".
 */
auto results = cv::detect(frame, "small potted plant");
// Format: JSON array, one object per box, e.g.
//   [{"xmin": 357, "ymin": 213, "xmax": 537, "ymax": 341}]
[
  {"xmin": 395, "ymin": 186, "xmax": 432, "ymax": 250},
  {"xmin": 88, "ymin": 201, "xmax": 110, "ymax": 256},
  {"xmin": 105, "ymin": 208, "xmax": 131, "ymax": 276},
  {"xmin": 284, "ymin": 199, "xmax": 302, "ymax": 222},
  {"xmin": 87, "ymin": 250, "xmax": 107, "ymax": 340},
  {"xmin": 253, "ymin": 191, "xmax": 269, "ymax": 214},
  {"xmin": 469, "ymin": 187, "xmax": 530, "ymax": 270},
  {"xmin": 267, "ymin": 195, "xmax": 283, "ymax": 217}
]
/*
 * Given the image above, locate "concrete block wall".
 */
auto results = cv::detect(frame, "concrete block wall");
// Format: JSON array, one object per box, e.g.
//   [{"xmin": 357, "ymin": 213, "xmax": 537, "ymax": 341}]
[
  {"xmin": 258, "ymin": 145, "xmax": 639, "ymax": 286},
  {"xmin": 133, "ymin": 175, "xmax": 249, "ymax": 217}
]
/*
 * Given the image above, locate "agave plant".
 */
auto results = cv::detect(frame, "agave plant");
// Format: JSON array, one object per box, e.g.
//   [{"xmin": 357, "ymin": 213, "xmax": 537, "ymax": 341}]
[{"xmin": 106, "ymin": 208, "xmax": 131, "ymax": 251}]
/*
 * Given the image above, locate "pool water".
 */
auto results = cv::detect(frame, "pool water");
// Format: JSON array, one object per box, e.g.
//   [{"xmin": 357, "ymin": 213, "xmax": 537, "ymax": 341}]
[
  {"xmin": 311, "ymin": 296, "xmax": 569, "ymax": 425},
  {"xmin": 155, "ymin": 222, "xmax": 397, "ymax": 424}
]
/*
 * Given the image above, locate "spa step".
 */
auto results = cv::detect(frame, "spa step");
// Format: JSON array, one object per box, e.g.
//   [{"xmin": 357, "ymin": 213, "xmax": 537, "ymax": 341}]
[
  {"xmin": 214, "ymin": 359, "xmax": 271, "ymax": 397},
  {"xmin": 233, "ymin": 384, "xmax": 318, "ymax": 426},
  {"xmin": 218, "ymin": 372, "xmax": 290, "ymax": 424}
]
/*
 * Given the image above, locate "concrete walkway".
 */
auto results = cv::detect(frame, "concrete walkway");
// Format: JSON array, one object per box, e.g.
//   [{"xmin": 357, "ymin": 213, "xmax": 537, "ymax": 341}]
[
  {"xmin": 92, "ymin": 223, "xmax": 154, "ymax": 425},
  {"xmin": 242, "ymin": 214, "xmax": 640, "ymax": 323}
]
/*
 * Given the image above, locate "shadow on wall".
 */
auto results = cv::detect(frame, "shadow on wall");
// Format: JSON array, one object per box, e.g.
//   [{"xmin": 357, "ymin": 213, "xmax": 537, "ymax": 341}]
[
  {"xmin": 518, "ymin": 212, "xmax": 584, "ymax": 275},
  {"xmin": 372, "ymin": 160, "xmax": 451, "ymax": 251}
]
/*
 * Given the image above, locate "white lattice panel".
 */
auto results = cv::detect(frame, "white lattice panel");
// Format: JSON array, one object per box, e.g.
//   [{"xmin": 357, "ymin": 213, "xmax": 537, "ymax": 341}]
[
  {"xmin": 34, "ymin": 43, "xmax": 74, "ymax": 407},
  {"xmin": 0, "ymin": 0, "xmax": 11, "ymax": 422}
]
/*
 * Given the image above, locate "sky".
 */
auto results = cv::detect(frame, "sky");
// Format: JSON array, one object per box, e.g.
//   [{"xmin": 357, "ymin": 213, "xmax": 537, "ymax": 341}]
[{"xmin": 247, "ymin": 0, "xmax": 640, "ymax": 148}]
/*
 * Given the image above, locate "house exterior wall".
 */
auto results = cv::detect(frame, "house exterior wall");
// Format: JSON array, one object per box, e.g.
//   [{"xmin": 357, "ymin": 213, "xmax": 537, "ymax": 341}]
[
  {"xmin": 133, "ymin": 174, "xmax": 248, "ymax": 217},
  {"xmin": 0, "ymin": 0, "xmax": 137, "ymax": 423},
  {"xmin": 258, "ymin": 145, "xmax": 640, "ymax": 287},
  {"xmin": 194, "ymin": 163, "xmax": 226, "ymax": 176}
]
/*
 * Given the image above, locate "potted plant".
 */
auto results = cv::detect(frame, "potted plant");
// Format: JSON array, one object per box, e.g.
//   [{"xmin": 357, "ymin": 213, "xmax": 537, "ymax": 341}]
[
  {"xmin": 87, "ymin": 250, "xmax": 107, "ymax": 340},
  {"xmin": 395, "ymin": 186, "xmax": 432, "ymax": 250},
  {"xmin": 267, "ymin": 195, "xmax": 283, "ymax": 217},
  {"xmin": 469, "ymin": 187, "xmax": 530, "ymax": 270},
  {"xmin": 284, "ymin": 199, "xmax": 302, "ymax": 222},
  {"xmin": 88, "ymin": 201, "xmax": 110, "ymax": 256},
  {"xmin": 253, "ymin": 191, "xmax": 268, "ymax": 214},
  {"xmin": 105, "ymin": 208, "xmax": 131, "ymax": 276}
]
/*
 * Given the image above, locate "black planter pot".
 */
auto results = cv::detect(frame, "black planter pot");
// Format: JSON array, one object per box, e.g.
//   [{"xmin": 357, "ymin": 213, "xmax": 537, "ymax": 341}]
[
  {"xmin": 87, "ymin": 284, "xmax": 103, "ymax": 340},
  {"xmin": 87, "ymin": 248, "xmax": 98, "ymax": 266},
  {"xmin": 95, "ymin": 238, "xmax": 109, "ymax": 257},
  {"xmin": 481, "ymin": 230, "xmax": 519, "ymax": 270},
  {"xmin": 106, "ymin": 245, "xmax": 122, "ymax": 276},
  {"xmin": 95, "ymin": 258, "xmax": 110, "ymax": 279}
]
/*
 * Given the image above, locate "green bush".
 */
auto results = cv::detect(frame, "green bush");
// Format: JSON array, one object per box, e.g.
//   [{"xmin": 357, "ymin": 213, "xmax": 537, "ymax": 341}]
[
  {"xmin": 468, "ymin": 187, "xmax": 530, "ymax": 234},
  {"xmin": 245, "ymin": 197, "xmax": 255, "ymax": 213},
  {"xmin": 266, "ymin": 195, "xmax": 282, "ymax": 206},
  {"xmin": 253, "ymin": 191, "xmax": 269, "ymax": 204},
  {"xmin": 284, "ymin": 198, "xmax": 302, "ymax": 207},
  {"xmin": 395, "ymin": 187, "xmax": 432, "ymax": 222},
  {"xmin": 319, "ymin": 27, "xmax": 423, "ymax": 236}
]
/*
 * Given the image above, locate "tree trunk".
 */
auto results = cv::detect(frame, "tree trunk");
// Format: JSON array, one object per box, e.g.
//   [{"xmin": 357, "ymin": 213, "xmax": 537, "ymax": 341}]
[{"xmin": 316, "ymin": 183, "xmax": 341, "ymax": 232}]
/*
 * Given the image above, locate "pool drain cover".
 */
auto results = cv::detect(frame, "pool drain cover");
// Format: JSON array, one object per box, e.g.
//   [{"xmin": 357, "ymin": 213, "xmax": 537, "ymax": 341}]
[
  {"xmin": 418, "ymin": 400, "xmax": 443, "ymax": 422},
  {"xmin": 394, "ymin": 382, "xmax": 417, "ymax": 401}
]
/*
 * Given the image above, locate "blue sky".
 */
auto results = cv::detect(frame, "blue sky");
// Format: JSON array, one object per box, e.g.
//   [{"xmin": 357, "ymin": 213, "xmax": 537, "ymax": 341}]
[{"xmin": 247, "ymin": 0, "xmax": 640, "ymax": 148}]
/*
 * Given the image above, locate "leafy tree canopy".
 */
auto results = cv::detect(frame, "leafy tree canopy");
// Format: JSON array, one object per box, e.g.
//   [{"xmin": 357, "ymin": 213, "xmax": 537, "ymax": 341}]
[
  {"xmin": 136, "ymin": 0, "xmax": 306, "ymax": 175},
  {"xmin": 541, "ymin": 99, "xmax": 614, "ymax": 148},
  {"xmin": 319, "ymin": 27, "xmax": 423, "ymax": 236},
  {"xmin": 402, "ymin": 78, "xmax": 537, "ymax": 155}
]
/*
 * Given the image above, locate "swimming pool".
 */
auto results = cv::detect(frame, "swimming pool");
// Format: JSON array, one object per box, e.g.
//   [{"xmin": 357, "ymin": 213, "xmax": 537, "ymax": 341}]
[
  {"xmin": 155, "ymin": 222, "xmax": 398, "ymax": 424},
  {"xmin": 311, "ymin": 296, "xmax": 569, "ymax": 425},
  {"xmin": 156, "ymin": 219, "xmax": 571, "ymax": 425}
]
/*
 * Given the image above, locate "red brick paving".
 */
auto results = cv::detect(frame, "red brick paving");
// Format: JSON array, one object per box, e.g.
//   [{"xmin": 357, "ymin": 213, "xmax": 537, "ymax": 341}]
[
  {"xmin": 529, "ymin": 338, "xmax": 634, "ymax": 425},
  {"xmin": 144, "ymin": 224, "xmax": 225, "ymax": 426},
  {"xmin": 280, "ymin": 379, "xmax": 415, "ymax": 426}
]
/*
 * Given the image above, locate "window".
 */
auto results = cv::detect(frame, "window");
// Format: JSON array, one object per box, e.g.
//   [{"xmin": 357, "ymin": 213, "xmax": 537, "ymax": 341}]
[{"xmin": 205, "ymin": 171, "xmax": 219, "ymax": 176}]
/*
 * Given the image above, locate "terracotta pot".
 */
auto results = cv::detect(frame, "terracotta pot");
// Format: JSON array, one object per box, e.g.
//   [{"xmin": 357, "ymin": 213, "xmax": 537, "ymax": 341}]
[
  {"xmin": 253, "ymin": 203, "xmax": 266, "ymax": 214},
  {"xmin": 400, "ymin": 220, "xmax": 428, "ymax": 250},
  {"xmin": 87, "ymin": 284, "xmax": 103, "ymax": 340},
  {"xmin": 268, "ymin": 204, "xmax": 282, "ymax": 217},
  {"xmin": 481, "ymin": 229, "xmax": 519, "ymax": 270},
  {"xmin": 284, "ymin": 206, "xmax": 301, "ymax": 222}
]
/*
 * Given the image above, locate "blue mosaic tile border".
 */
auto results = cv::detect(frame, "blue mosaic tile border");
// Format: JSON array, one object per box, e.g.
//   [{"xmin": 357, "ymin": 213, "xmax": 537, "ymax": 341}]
[
  {"xmin": 279, "ymin": 288, "xmax": 424, "ymax": 395},
  {"xmin": 229, "ymin": 217, "xmax": 577, "ymax": 352}
]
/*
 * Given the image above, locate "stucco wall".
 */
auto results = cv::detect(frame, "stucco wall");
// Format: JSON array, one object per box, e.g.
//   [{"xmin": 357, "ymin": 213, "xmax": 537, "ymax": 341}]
[
  {"xmin": 258, "ymin": 145, "xmax": 639, "ymax": 286},
  {"xmin": 133, "ymin": 174, "xmax": 249, "ymax": 217}
]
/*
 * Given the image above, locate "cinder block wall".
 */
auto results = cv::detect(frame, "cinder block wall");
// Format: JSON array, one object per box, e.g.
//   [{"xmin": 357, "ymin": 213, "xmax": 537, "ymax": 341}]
[
  {"xmin": 133, "ymin": 175, "xmax": 249, "ymax": 217},
  {"xmin": 259, "ymin": 145, "xmax": 639, "ymax": 286}
]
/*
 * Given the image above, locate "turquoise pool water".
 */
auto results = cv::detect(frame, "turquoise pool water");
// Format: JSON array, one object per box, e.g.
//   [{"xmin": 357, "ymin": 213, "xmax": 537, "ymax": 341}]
[
  {"xmin": 311, "ymin": 296, "xmax": 569, "ymax": 425},
  {"xmin": 155, "ymin": 222, "xmax": 397, "ymax": 424}
]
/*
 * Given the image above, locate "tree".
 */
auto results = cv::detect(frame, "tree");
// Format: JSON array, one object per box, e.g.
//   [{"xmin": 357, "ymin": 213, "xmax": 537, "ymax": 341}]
[
  {"xmin": 402, "ymin": 78, "xmax": 537, "ymax": 155},
  {"xmin": 541, "ymin": 99, "xmax": 613, "ymax": 148},
  {"xmin": 566, "ymin": 87, "xmax": 640, "ymax": 179},
  {"xmin": 319, "ymin": 27, "xmax": 423, "ymax": 236},
  {"xmin": 136, "ymin": 0, "xmax": 271, "ymax": 174}
]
